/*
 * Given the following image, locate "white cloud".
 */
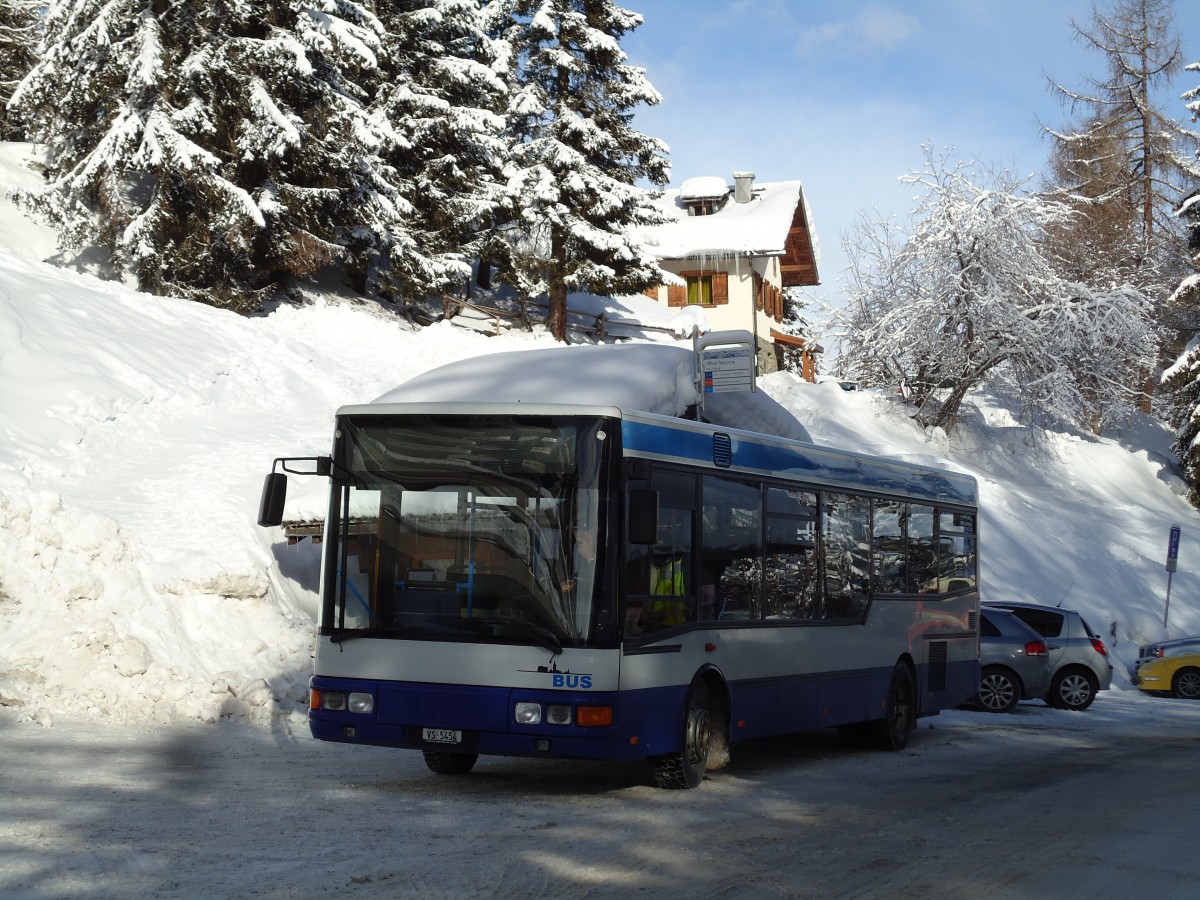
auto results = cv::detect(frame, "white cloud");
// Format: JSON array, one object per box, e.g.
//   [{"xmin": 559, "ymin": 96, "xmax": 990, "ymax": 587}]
[{"xmin": 797, "ymin": 3, "xmax": 922, "ymax": 57}]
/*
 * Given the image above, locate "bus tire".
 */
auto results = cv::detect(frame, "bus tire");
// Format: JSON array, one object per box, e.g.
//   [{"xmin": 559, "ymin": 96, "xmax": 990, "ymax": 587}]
[
  {"xmin": 653, "ymin": 681, "xmax": 712, "ymax": 789},
  {"xmin": 870, "ymin": 662, "xmax": 916, "ymax": 751},
  {"xmin": 422, "ymin": 750, "xmax": 478, "ymax": 775}
]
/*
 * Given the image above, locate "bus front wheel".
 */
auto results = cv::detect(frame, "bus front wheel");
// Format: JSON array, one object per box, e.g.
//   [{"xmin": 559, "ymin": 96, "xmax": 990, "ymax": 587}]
[
  {"xmin": 653, "ymin": 682, "xmax": 712, "ymax": 789},
  {"xmin": 422, "ymin": 750, "xmax": 478, "ymax": 775}
]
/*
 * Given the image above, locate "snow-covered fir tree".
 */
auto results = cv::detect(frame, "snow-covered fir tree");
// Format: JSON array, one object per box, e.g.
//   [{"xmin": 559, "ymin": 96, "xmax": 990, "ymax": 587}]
[
  {"xmin": 1161, "ymin": 277, "xmax": 1200, "ymax": 503},
  {"xmin": 0, "ymin": 0, "xmax": 41, "ymax": 140},
  {"xmin": 10, "ymin": 1, "xmax": 404, "ymax": 310},
  {"xmin": 1161, "ymin": 58, "xmax": 1200, "ymax": 504},
  {"xmin": 370, "ymin": 1, "xmax": 508, "ymax": 308},
  {"xmin": 838, "ymin": 147, "xmax": 1157, "ymax": 433},
  {"xmin": 483, "ymin": 0, "xmax": 669, "ymax": 341}
]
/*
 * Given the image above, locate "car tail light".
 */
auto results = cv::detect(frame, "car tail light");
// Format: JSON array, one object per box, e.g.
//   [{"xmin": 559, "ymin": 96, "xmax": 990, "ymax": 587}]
[
  {"xmin": 1025, "ymin": 640, "xmax": 1048, "ymax": 656},
  {"xmin": 1090, "ymin": 637, "xmax": 1109, "ymax": 657}
]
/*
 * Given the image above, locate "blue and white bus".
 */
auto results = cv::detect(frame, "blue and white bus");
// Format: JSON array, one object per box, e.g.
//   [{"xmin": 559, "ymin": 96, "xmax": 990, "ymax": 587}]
[{"xmin": 259, "ymin": 402, "xmax": 979, "ymax": 788}]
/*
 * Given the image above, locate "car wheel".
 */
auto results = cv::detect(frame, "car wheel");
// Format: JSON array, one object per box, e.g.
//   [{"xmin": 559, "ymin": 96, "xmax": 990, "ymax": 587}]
[
  {"xmin": 654, "ymin": 681, "xmax": 712, "ymax": 789},
  {"xmin": 976, "ymin": 666, "xmax": 1020, "ymax": 713},
  {"xmin": 1048, "ymin": 667, "xmax": 1098, "ymax": 711},
  {"xmin": 1172, "ymin": 668, "xmax": 1200, "ymax": 700},
  {"xmin": 422, "ymin": 750, "xmax": 478, "ymax": 775}
]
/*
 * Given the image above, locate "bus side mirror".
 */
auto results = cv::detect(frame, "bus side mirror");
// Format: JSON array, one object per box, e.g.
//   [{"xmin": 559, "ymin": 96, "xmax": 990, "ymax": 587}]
[
  {"xmin": 258, "ymin": 472, "xmax": 288, "ymax": 527},
  {"xmin": 628, "ymin": 489, "xmax": 659, "ymax": 545}
]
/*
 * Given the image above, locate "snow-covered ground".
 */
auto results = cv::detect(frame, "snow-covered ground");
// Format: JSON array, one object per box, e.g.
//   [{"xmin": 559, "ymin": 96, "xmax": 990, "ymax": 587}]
[{"xmin": 4, "ymin": 140, "xmax": 1200, "ymax": 896}]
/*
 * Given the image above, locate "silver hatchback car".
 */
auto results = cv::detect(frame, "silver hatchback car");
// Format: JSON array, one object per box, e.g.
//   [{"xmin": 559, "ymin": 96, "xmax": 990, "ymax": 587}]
[
  {"xmin": 975, "ymin": 606, "xmax": 1053, "ymax": 713},
  {"xmin": 983, "ymin": 601, "xmax": 1113, "ymax": 710}
]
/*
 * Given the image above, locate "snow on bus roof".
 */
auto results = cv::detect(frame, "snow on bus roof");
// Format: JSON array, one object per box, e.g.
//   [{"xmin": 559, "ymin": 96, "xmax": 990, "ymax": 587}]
[{"xmin": 371, "ymin": 342, "xmax": 811, "ymax": 443}]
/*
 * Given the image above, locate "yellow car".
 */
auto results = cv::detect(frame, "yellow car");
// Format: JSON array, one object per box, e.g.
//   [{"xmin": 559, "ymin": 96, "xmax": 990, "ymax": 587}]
[{"xmin": 1133, "ymin": 652, "xmax": 1200, "ymax": 699}]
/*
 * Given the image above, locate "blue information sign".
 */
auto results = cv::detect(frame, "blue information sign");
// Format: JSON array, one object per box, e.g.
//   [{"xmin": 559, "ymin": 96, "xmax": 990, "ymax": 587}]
[{"xmin": 1167, "ymin": 525, "xmax": 1181, "ymax": 573}]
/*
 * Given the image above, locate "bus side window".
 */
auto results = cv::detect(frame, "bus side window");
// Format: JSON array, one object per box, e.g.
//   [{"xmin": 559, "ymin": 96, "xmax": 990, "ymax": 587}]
[
  {"xmin": 764, "ymin": 487, "xmax": 819, "ymax": 619},
  {"xmin": 937, "ymin": 510, "xmax": 976, "ymax": 593},
  {"xmin": 823, "ymin": 492, "xmax": 870, "ymax": 618},
  {"xmin": 639, "ymin": 507, "xmax": 693, "ymax": 632},
  {"xmin": 625, "ymin": 471, "xmax": 696, "ymax": 636},
  {"xmin": 907, "ymin": 505, "xmax": 938, "ymax": 593},
  {"xmin": 702, "ymin": 475, "xmax": 763, "ymax": 621}
]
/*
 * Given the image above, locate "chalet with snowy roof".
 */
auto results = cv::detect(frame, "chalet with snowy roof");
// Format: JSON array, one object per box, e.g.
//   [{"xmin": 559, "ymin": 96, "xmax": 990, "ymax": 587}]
[{"xmin": 639, "ymin": 172, "xmax": 820, "ymax": 375}]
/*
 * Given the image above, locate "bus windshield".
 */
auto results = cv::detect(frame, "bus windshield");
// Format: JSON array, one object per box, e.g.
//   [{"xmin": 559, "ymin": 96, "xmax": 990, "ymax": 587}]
[{"xmin": 324, "ymin": 414, "xmax": 612, "ymax": 648}]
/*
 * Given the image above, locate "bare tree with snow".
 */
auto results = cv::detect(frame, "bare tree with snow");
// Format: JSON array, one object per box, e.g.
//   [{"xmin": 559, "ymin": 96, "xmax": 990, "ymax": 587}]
[
  {"xmin": 838, "ymin": 146, "xmax": 1157, "ymax": 434},
  {"xmin": 483, "ymin": 0, "xmax": 669, "ymax": 341},
  {"xmin": 1042, "ymin": 0, "xmax": 1199, "ymax": 318}
]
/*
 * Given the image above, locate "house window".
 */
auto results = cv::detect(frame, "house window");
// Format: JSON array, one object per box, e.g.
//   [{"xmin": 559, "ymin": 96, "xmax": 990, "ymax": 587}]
[
  {"xmin": 687, "ymin": 275, "xmax": 714, "ymax": 306},
  {"xmin": 668, "ymin": 271, "xmax": 728, "ymax": 307}
]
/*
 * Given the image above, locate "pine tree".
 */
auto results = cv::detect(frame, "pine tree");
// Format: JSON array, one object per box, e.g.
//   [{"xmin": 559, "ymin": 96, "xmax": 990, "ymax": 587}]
[
  {"xmin": 0, "ymin": 0, "xmax": 41, "ymax": 140},
  {"xmin": 1161, "ymin": 285, "xmax": 1200, "ymax": 505},
  {"xmin": 9, "ymin": 1, "xmax": 402, "ymax": 310},
  {"xmin": 1162, "ymin": 60, "xmax": 1200, "ymax": 504},
  {"xmin": 1042, "ymin": 118, "xmax": 1144, "ymax": 289},
  {"xmin": 484, "ymin": 0, "xmax": 669, "ymax": 341},
  {"xmin": 370, "ymin": 1, "xmax": 508, "ymax": 308}
]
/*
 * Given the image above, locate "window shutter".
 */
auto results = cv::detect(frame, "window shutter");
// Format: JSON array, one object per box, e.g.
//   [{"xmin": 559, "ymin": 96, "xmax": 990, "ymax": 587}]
[
  {"xmin": 754, "ymin": 273, "xmax": 764, "ymax": 311},
  {"xmin": 667, "ymin": 283, "xmax": 686, "ymax": 306},
  {"xmin": 713, "ymin": 272, "xmax": 729, "ymax": 305},
  {"xmin": 643, "ymin": 285, "xmax": 661, "ymax": 301}
]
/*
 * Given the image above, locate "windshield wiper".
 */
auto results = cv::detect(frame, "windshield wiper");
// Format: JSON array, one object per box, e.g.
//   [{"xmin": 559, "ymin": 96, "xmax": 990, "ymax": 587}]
[{"xmin": 469, "ymin": 615, "xmax": 564, "ymax": 656}]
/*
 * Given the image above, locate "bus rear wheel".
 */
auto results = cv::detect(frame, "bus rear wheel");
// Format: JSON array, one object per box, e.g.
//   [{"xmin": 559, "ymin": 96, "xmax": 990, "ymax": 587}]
[
  {"xmin": 654, "ymin": 682, "xmax": 712, "ymax": 789},
  {"xmin": 422, "ymin": 750, "xmax": 478, "ymax": 775},
  {"xmin": 869, "ymin": 662, "xmax": 916, "ymax": 750}
]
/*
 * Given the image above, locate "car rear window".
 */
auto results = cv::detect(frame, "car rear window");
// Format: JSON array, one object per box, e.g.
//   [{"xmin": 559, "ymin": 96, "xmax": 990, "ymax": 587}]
[
  {"xmin": 1008, "ymin": 607, "xmax": 1063, "ymax": 638},
  {"xmin": 980, "ymin": 612, "xmax": 1001, "ymax": 637}
]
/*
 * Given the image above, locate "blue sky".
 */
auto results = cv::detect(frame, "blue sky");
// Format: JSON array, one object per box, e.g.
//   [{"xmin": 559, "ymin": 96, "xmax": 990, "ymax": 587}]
[{"xmin": 624, "ymin": 0, "xmax": 1200, "ymax": 303}]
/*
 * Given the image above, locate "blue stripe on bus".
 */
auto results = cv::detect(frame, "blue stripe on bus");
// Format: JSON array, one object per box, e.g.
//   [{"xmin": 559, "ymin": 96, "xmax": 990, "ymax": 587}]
[{"xmin": 621, "ymin": 419, "xmax": 976, "ymax": 506}]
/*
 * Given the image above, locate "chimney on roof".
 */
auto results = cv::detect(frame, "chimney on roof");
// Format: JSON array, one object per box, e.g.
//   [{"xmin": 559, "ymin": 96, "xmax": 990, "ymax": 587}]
[{"xmin": 733, "ymin": 171, "xmax": 755, "ymax": 203}]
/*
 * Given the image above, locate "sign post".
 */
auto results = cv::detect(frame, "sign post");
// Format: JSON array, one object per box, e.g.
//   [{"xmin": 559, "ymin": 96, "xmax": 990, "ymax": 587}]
[
  {"xmin": 1165, "ymin": 525, "xmax": 1181, "ymax": 628},
  {"xmin": 692, "ymin": 329, "xmax": 756, "ymax": 417}
]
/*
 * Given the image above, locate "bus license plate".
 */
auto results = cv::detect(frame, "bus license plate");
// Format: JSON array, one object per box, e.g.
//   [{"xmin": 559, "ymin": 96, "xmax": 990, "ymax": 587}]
[{"xmin": 422, "ymin": 728, "xmax": 462, "ymax": 745}]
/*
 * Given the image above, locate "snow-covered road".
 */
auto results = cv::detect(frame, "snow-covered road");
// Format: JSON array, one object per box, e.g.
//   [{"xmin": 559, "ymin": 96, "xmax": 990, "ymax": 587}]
[{"xmin": 3, "ymin": 690, "xmax": 1198, "ymax": 898}]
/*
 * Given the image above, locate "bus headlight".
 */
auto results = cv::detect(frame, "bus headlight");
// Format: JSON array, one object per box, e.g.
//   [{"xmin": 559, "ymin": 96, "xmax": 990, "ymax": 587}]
[
  {"xmin": 514, "ymin": 702, "xmax": 542, "ymax": 724},
  {"xmin": 546, "ymin": 704, "xmax": 572, "ymax": 725},
  {"xmin": 312, "ymin": 690, "xmax": 373, "ymax": 713}
]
